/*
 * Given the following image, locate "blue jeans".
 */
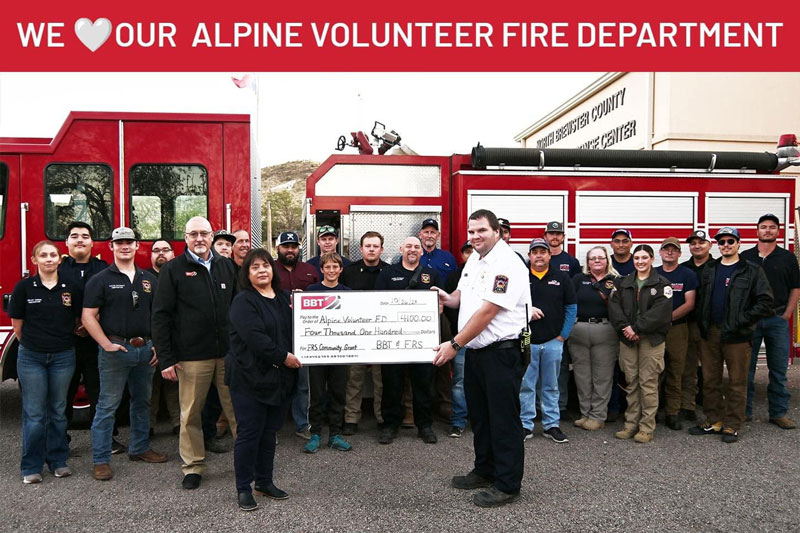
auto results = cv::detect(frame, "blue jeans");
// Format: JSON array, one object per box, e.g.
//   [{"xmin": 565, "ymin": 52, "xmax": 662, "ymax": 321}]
[
  {"xmin": 291, "ymin": 366, "xmax": 310, "ymax": 431},
  {"xmin": 17, "ymin": 345, "xmax": 75, "ymax": 476},
  {"xmin": 520, "ymin": 338, "xmax": 563, "ymax": 431},
  {"xmin": 746, "ymin": 315, "xmax": 791, "ymax": 419},
  {"xmin": 450, "ymin": 348, "xmax": 468, "ymax": 429},
  {"xmin": 91, "ymin": 343, "xmax": 155, "ymax": 464}
]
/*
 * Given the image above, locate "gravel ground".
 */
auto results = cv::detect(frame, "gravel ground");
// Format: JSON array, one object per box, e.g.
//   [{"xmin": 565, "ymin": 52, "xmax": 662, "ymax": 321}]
[{"xmin": 1, "ymin": 365, "xmax": 798, "ymax": 532}]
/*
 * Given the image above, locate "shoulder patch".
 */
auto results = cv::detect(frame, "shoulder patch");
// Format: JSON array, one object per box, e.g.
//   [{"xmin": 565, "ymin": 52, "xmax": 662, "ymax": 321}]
[
  {"xmin": 605, "ymin": 280, "xmax": 615, "ymax": 290},
  {"xmin": 62, "ymin": 292, "xmax": 72, "ymax": 306},
  {"xmin": 493, "ymin": 275, "xmax": 509, "ymax": 294},
  {"xmin": 663, "ymin": 286, "xmax": 673, "ymax": 298},
  {"xmin": 141, "ymin": 279, "xmax": 152, "ymax": 293},
  {"xmin": 421, "ymin": 273, "xmax": 431, "ymax": 284}
]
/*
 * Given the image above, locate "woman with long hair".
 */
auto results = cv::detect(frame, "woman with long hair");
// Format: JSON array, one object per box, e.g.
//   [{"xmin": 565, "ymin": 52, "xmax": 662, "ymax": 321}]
[
  {"xmin": 608, "ymin": 244, "xmax": 672, "ymax": 443},
  {"xmin": 8, "ymin": 240, "xmax": 81, "ymax": 483},
  {"xmin": 570, "ymin": 246, "xmax": 620, "ymax": 431},
  {"xmin": 226, "ymin": 248, "xmax": 301, "ymax": 511}
]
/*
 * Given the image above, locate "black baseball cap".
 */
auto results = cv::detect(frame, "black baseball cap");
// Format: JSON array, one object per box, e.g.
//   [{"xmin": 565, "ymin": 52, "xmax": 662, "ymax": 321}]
[
  {"xmin": 461, "ymin": 240, "xmax": 473, "ymax": 252},
  {"xmin": 421, "ymin": 218, "xmax": 439, "ymax": 231},
  {"xmin": 545, "ymin": 221, "xmax": 564, "ymax": 233},
  {"xmin": 497, "ymin": 218, "xmax": 511, "ymax": 230},
  {"xmin": 611, "ymin": 229, "xmax": 632, "ymax": 240},
  {"xmin": 757, "ymin": 213, "xmax": 780, "ymax": 226},
  {"xmin": 686, "ymin": 230, "xmax": 710, "ymax": 243},
  {"xmin": 213, "ymin": 229, "xmax": 236, "ymax": 245},
  {"xmin": 276, "ymin": 231, "xmax": 300, "ymax": 246}
]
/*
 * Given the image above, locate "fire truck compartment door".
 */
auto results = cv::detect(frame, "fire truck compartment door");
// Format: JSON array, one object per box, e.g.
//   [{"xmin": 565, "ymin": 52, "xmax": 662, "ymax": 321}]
[{"xmin": 348, "ymin": 206, "xmax": 442, "ymax": 265}]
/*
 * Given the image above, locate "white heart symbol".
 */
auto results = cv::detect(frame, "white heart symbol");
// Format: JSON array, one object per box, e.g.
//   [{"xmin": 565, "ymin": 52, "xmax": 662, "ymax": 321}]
[{"xmin": 74, "ymin": 18, "xmax": 112, "ymax": 52}]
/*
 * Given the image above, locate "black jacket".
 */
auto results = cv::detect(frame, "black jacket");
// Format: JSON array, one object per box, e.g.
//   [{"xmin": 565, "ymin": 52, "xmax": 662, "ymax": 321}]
[
  {"xmin": 226, "ymin": 289, "xmax": 297, "ymax": 405},
  {"xmin": 151, "ymin": 250, "xmax": 237, "ymax": 369},
  {"xmin": 696, "ymin": 258, "xmax": 774, "ymax": 344},
  {"xmin": 608, "ymin": 270, "xmax": 673, "ymax": 347}
]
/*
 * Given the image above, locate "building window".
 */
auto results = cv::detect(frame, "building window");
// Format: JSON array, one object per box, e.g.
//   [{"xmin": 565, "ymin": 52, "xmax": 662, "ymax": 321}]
[
  {"xmin": 0, "ymin": 163, "xmax": 7, "ymax": 239},
  {"xmin": 129, "ymin": 164, "xmax": 208, "ymax": 240},
  {"xmin": 45, "ymin": 164, "xmax": 113, "ymax": 240}
]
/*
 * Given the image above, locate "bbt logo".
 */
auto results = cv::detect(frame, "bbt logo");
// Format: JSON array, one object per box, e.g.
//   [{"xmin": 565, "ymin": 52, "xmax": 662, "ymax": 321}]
[{"xmin": 301, "ymin": 296, "xmax": 342, "ymax": 310}]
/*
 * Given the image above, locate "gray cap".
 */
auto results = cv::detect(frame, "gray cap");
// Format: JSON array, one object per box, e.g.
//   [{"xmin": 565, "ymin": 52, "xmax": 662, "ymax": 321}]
[
  {"xmin": 213, "ymin": 229, "xmax": 236, "ymax": 245},
  {"xmin": 545, "ymin": 221, "xmax": 564, "ymax": 233},
  {"xmin": 111, "ymin": 226, "xmax": 136, "ymax": 242},
  {"xmin": 528, "ymin": 238, "xmax": 550, "ymax": 251}
]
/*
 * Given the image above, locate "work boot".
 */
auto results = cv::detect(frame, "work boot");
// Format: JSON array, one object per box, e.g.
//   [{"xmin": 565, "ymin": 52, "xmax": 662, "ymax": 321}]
[
  {"xmin": 769, "ymin": 417, "xmax": 797, "ymax": 430},
  {"xmin": 93, "ymin": 464, "xmax": 113, "ymax": 481},
  {"xmin": 665, "ymin": 414, "xmax": 682, "ymax": 431},
  {"xmin": 473, "ymin": 487, "xmax": 520, "ymax": 508},
  {"xmin": 615, "ymin": 428, "xmax": 637, "ymax": 440},
  {"xmin": 633, "ymin": 431, "xmax": 653, "ymax": 443}
]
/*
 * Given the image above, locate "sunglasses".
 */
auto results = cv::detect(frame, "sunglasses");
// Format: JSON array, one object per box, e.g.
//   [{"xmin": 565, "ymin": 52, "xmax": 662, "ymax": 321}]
[
  {"xmin": 317, "ymin": 225, "xmax": 336, "ymax": 236},
  {"xmin": 717, "ymin": 238, "xmax": 737, "ymax": 246}
]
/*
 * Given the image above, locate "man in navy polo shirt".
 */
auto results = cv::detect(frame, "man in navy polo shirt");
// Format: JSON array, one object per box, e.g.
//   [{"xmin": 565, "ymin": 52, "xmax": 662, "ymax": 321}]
[
  {"xmin": 82, "ymin": 227, "xmax": 167, "ymax": 481},
  {"xmin": 610, "ymin": 229, "xmax": 634, "ymax": 276},
  {"xmin": 419, "ymin": 218, "xmax": 457, "ymax": 280},
  {"xmin": 741, "ymin": 214, "xmax": 800, "ymax": 429},
  {"xmin": 519, "ymin": 238, "xmax": 576, "ymax": 443},
  {"xmin": 656, "ymin": 237, "xmax": 698, "ymax": 430}
]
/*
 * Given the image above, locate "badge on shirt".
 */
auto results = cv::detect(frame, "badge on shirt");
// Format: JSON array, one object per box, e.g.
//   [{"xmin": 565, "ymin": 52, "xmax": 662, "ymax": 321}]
[
  {"xmin": 560, "ymin": 264, "xmax": 570, "ymax": 271},
  {"xmin": 548, "ymin": 280, "xmax": 561, "ymax": 286},
  {"xmin": 650, "ymin": 288, "xmax": 657, "ymax": 296},
  {"xmin": 493, "ymin": 275, "xmax": 509, "ymax": 294},
  {"xmin": 185, "ymin": 271, "xmax": 197, "ymax": 277},
  {"xmin": 421, "ymin": 274, "xmax": 431, "ymax": 284},
  {"xmin": 221, "ymin": 283, "xmax": 227, "ymax": 289},
  {"xmin": 605, "ymin": 280, "xmax": 615, "ymax": 290},
  {"xmin": 62, "ymin": 292, "xmax": 72, "ymax": 306},
  {"xmin": 141, "ymin": 279, "xmax": 152, "ymax": 293},
  {"xmin": 663, "ymin": 286, "xmax": 673, "ymax": 298}
]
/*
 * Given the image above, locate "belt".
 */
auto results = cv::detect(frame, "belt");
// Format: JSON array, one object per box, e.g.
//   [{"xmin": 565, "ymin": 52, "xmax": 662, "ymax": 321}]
[
  {"xmin": 472, "ymin": 339, "xmax": 519, "ymax": 352},
  {"xmin": 109, "ymin": 335, "xmax": 150, "ymax": 348},
  {"xmin": 577, "ymin": 317, "xmax": 609, "ymax": 324},
  {"xmin": 773, "ymin": 306, "xmax": 786, "ymax": 316}
]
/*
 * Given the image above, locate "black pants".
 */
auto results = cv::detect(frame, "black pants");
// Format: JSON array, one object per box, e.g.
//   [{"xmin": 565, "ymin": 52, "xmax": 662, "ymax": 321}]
[
  {"xmin": 308, "ymin": 365, "xmax": 347, "ymax": 436},
  {"xmin": 465, "ymin": 346, "xmax": 524, "ymax": 494},
  {"xmin": 202, "ymin": 383, "xmax": 222, "ymax": 441},
  {"xmin": 230, "ymin": 389, "xmax": 288, "ymax": 493},
  {"xmin": 381, "ymin": 363, "xmax": 434, "ymax": 429},
  {"xmin": 66, "ymin": 337, "xmax": 100, "ymax": 423}
]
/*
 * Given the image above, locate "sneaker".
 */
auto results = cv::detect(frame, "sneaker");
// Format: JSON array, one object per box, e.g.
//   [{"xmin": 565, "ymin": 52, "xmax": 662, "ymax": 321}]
[
  {"xmin": 688, "ymin": 422, "xmax": 722, "ymax": 435},
  {"xmin": 53, "ymin": 466, "xmax": 72, "ymax": 478},
  {"xmin": 328, "ymin": 434, "xmax": 352, "ymax": 451},
  {"xmin": 543, "ymin": 427, "xmax": 569, "ymax": 443},
  {"xmin": 615, "ymin": 428, "xmax": 637, "ymax": 440},
  {"xmin": 111, "ymin": 438, "xmax": 126, "ymax": 455},
  {"xmin": 23, "ymin": 473, "xmax": 43, "ymax": 484},
  {"xmin": 573, "ymin": 417, "xmax": 587, "ymax": 428},
  {"xmin": 665, "ymin": 414, "xmax": 683, "ymax": 431},
  {"xmin": 448, "ymin": 426, "xmax": 465, "ymax": 438},
  {"xmin": 473, "ymin": 486, "xmax": 520, "ymax": 508},
  {"xmin": 205, "ymin": 439, "xmax": 230, "ymax": 454},
  {"xmin": 679, "ymin": 408, "xmax": 697, "ymax": 422},
  {"xmin": 769, "ymin": 417, "xmax": 797, "ymax": 430},
  {"xmin": 418, "ymin": 426, "xmax": 438, "ymax": 444},
  {"xmin": 451, "ymin": 472, "xmax": 493, "ymax": 490},
  {"xmin": 721, "ymin": 429, "xmax": 739, "ymax": 443},
  {"xmin": 254, "ymin": 482, "xmax": 289, "ymax": 500},
  {"xmin": 342, "ymin": 423, "xmax": 358, "ymax": 436},
  {"xmin": 303, "ymin": 434, "xmax": 321, "ymax": 453},
  {"xmin": 295, "ymin": 426, "xmax": 312, "ymax": 440},
  {"xmin": 238, "ymin": 491, "xmax": 258, "ymax": 511},
  {"xmin": 523, "ymin": 428, "xmax": 533, "ymax": 441},
  {"xmin": 378, "ymin": 427, "xmax": 397, "ymax": 445},
  {"xmin": 582, "ymin": 419, "xmax": 604, "ymax": 431},
  {"xmin": 633, "ymin": 431, "xmax": 653, "ymax": 443}
]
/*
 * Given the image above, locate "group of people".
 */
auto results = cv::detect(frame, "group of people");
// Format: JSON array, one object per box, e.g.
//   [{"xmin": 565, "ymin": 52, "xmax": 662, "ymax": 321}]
[{"xmin": 8, "ymin": 208, "xmax": 797, "ymax": 510}]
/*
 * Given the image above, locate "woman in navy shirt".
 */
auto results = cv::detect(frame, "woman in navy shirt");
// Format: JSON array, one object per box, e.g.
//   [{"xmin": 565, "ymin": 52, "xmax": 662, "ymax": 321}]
[
  {"xmin": 227, "ymin": 248, "xmax": 300, "ymax": 511},
  {"xmin": 8, "ymin": 240, "xmax": 81, "ymax": 484}
]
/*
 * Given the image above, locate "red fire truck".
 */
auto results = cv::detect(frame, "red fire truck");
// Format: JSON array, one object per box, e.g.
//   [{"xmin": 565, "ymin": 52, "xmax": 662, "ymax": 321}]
[{"xmin": 0, "ymin": 111, "xmax": 255, "ymax": 381}]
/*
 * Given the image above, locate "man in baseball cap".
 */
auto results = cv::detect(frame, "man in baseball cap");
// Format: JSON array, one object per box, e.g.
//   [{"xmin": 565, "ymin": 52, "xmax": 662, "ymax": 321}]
[
  {"xmin": 610, "ymin": 229, "xmax": 634, "ymax": 276},
  {"xmin": 212, "ymin": 230, "xmax": 236, "ymax": 259},
  {"xmin": 741, "ymin": 213, "xmax": 799, "ymax": 429},
  {"xmin": 309, "ymin": 226, "xmax": 350, "ymax": 276},
  {"xmin": 419, "ymin": 217, "xmax": 457, "ymax": 280},
  {"xmin": 497, "ymin": 218, "xmax": 511, "ymax": 243}
]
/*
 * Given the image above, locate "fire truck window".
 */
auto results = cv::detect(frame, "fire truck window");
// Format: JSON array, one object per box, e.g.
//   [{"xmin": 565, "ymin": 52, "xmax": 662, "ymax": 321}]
[
  {"xmin": 129, "ymin": 164, "xmax": 208, "ymax": 240},
  {"xmin": 0, "ymin": 163, "xmax": 7, "ymax": 239},
  {"xmin": 44, "ymin": 164, "xmax": 113, "ymax": 240}
]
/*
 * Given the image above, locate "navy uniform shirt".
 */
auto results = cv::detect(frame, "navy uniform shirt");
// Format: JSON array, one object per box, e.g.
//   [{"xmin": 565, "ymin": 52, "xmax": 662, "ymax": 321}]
[
  {"xmin": 8, "ymin": 275, "xmax": 82, "ymax": 353},
  {"xmin": 572, "ymin": 273, "xmax": 615, "ymax": 320},
  {"xmin": 375, "ymin": 263, "xmax": 442, "ymax": 291},
  {"xmin": 307, "ymin": 282, "xmax": 352, "ymax": 292},
  {"xmin": 528, "ymin": 268, "xmax": 577, "ymax": 344},
  {"xmin": 740, "ymin": 246, "xmax": 800, "ymax": 311},
  {"xmin": 656, "ymin": 265, "xmax": 699, "ymax": 318},
  {"xmin": 612, "ymin": 256, "xmax": 635, "ymax": 276},
  {"xmin": 58, "ymin": 256, "xmax": 108, "ymax": 289},
  {"xmin": 680, "ymin": 257, "xmax": 711, "ymax": 322},
  {"xmin": 550, "ymin": 251, "xmax": 581, "ymax": 277},
  {"xmin": 83, "ymin": 263, "xmax": 158, "ymax": 338},
  {"xmin": 711, "ymin": 262, "xmax": 738, "ymax": 325},
  {"xmin": 340, "ymin": 259, "xmax": 389, "ymax": 291},
  {"xmin": 421, "ymin": 248, "xmax": 457, "ymax": 280}
]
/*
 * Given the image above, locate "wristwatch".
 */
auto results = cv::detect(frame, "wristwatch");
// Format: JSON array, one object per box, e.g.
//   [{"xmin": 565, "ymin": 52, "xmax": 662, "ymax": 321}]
[{"xmin": 450, "ymin": 339, "xmax": 462, "ymax": 352}]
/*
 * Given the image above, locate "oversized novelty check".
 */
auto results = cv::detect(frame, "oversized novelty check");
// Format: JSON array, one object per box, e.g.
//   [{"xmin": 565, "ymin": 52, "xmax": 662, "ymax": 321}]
[{"xmin": 293, "ymin": 290, "xmax": 440, "ymax": 365}]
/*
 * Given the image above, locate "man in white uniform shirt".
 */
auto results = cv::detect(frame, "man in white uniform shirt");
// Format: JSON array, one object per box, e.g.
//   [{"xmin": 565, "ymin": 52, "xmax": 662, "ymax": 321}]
[{"xmin": 434, "ymin": 209, "xmax": 531, "ymax": 508}]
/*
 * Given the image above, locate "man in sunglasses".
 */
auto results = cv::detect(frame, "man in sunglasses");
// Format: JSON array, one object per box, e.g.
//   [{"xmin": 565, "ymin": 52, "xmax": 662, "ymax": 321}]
[
  {"xmin": 82, "ymin": 227, "xmax": 167, "ymax": 481},
  {"xmin": 308, "ymin": 225, "xmax": 351, "ymax": 277},
  {"xmin": 689, "ymin": 227, "xmax": 773, "ymax": 443},
  {"xmin": 152, "ymin": 216, "xmax": 238, "ymax": 490}
]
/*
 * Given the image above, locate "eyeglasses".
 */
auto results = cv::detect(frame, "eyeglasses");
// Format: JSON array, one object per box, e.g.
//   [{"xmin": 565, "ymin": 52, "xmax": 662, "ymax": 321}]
[
  {"xmin": 718, "ymin": 238, "xmax": 737, "ymax": 246},
  {"xmin": 317, "ymin": 225, "xmax": 336, "ymax": 236},
  {"xmin": 185, "ymin": 231, "xmax": 212, "ymax": 239},
  {"xmin": 588, "ymin": 256, "xmax": 606, "ymax": 262},
  {"xmin": 131, "ymin": 290, "xmax": 140, "ymax": 310},
  {"xmin": 151, "ymin": 247, "xmax": 172, "ymax": 254},
  {"xmin": 612, "ymin": 239, "xmax": 630, "ymax": 244}
]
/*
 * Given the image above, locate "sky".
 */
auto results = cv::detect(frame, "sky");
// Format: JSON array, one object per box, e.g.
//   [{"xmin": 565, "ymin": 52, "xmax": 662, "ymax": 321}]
[{"xmin": 0, "ymin": 72, "xmax": 600, "ymax": 165}]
